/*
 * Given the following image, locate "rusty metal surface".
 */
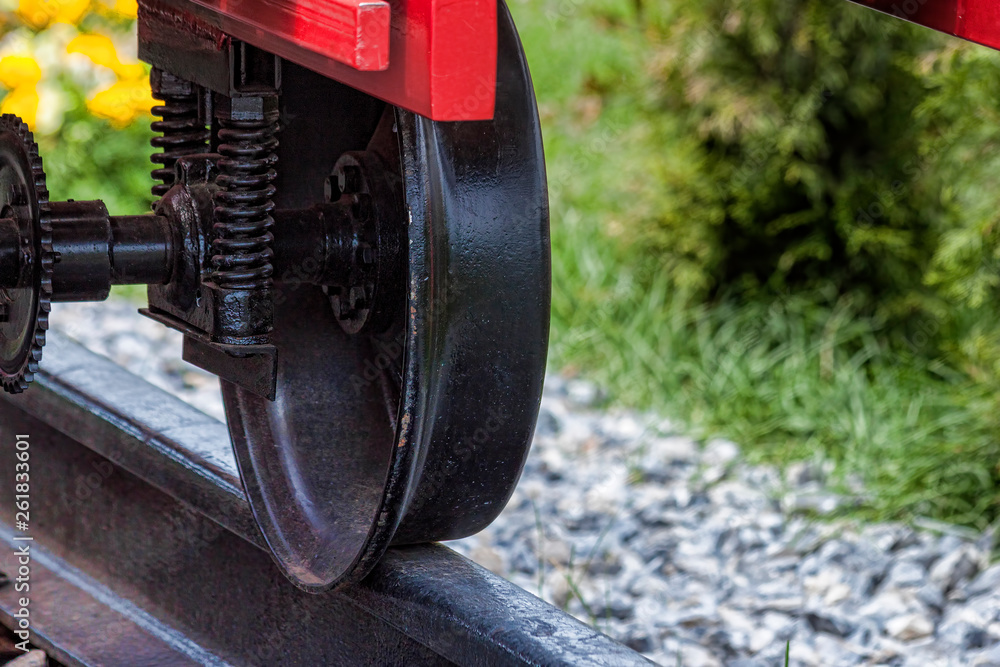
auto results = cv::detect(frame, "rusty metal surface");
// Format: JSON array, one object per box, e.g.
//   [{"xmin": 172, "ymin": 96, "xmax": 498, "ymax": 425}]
[{"xmin": 0, "ymin": 332, "xmax": 653, "ymax": 666}]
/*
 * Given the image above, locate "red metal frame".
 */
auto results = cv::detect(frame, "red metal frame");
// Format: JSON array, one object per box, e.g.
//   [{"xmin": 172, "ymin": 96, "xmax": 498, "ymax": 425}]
[
  {"xmin": 193, "ymin": 0, "xmax": 391, "ymax": 71},
  {"xmin": 187, "ymin": 0, "xmax": 498, "ymax": 121},
  {"xmin": 849, "ymin": 0, "xmax": 1000, "ymax": 51}
]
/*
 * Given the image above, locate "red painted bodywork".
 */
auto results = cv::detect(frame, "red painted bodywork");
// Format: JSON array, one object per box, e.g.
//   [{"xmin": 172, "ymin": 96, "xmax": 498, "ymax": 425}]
[
  {"xmin": 192, "ymin": 0, "xmax": 391, "ymax": 71},
  {"xmin": 848, "ymin": 0, "xmax": 1000, "ymax": 51},
  {"xmin": 191, "ymin": 0, "xmax": 498, "ymax": 121}
]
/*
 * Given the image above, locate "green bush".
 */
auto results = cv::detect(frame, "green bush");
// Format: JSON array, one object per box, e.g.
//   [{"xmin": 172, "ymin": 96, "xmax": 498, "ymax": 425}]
[
  {"xmin": 640, "ymin": 1, "xmax": 977, "ymax": 311},
  {"xmin": 42, "ymin": 98, "xmax": 155, "ymax": 215}
]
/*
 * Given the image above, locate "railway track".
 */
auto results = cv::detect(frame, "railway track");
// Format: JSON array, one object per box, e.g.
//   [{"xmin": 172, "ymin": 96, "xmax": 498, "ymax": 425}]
[{"xmin": 0, "ymin": 332, "xmax": 652, "ymax": 666}]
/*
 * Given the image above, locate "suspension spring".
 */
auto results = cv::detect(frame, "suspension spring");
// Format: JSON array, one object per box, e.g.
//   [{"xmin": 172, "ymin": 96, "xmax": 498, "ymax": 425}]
[
  {"xmin": 150, "ymin": 69, "xmax": 208, "ymax": 198},
  {"xmin": 211, "ymin": 98, "xmax": 279, "ymax": 290}
]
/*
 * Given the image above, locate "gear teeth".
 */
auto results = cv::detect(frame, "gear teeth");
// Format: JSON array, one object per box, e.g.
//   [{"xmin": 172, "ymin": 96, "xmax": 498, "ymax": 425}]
[{"xmin": 0, "ymin": 113, "xmax": 52, "ymax": 394}]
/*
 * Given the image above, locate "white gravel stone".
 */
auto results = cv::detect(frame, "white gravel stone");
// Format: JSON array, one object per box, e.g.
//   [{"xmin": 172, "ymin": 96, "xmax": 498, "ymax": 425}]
[
  {"xmin": 931, "ymin": 545, "xmax": 980, "ymax": 593},
  {"xmin": 886, "ymin": 613, "xmax": 935, "ymax": 641},
  {"xmin": 702, "ymin": 438, "xmax": 740, "ymax": 467},
  {"xmin": 966, "ymin": 564, "xmax": 1000, "ymax": 598}
]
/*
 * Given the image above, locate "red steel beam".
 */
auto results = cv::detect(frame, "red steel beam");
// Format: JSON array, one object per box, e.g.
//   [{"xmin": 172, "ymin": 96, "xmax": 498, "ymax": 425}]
[
  {"xmin": 847, "ymin": 0, "xmax": 1000, "ymax": 51},
  {"xmin": 171, "ymin": 0, "xmax": 498, "ymax": 121},
  {"xmin": 191, "ymin": 0, "xmax": 391, "ymax": 71},
  {"xmin": 315, "ymin": 0, "xmax": 498, "ymax": 120}
]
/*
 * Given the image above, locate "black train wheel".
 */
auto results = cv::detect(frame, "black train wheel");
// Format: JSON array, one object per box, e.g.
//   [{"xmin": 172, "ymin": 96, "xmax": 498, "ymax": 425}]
[{"xmin": 222, "ymin": 0, "xmax": 550, "ymax": 591}]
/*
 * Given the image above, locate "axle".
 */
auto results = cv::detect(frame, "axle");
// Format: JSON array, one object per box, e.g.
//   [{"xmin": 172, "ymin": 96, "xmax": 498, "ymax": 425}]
[
  {"xmin": 0, "ymin": 199, "xmax": 389, "ymax": 302},
  {"xmin": 0, "ymin": 203, "xmax": 174, "ymax": 300}
]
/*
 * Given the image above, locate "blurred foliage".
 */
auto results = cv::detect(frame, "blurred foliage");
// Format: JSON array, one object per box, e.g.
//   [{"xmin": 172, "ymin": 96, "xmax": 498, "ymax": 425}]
[
  {"xmin": 646, "ymin": 2, "xmax": 947, "ymax": 308},
  {"xmin": 636, "ymin": 1, "xmax": 1000, "ymax": 327},
  {"xmin": 633, "ymin": 0, "xmax": 1000, "ymax": 390}
]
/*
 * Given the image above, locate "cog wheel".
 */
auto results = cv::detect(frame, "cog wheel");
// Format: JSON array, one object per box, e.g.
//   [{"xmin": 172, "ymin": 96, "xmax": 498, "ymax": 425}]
[{"xmin": 0, "ymin": 114, "xmax": 52, "ymax": 394}]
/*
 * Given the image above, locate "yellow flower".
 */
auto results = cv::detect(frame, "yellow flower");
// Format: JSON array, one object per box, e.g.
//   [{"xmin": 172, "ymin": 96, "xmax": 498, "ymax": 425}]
[
  {"xmin": 16, "ymin": 0, "xmax": 91, "ymax": 30},
  {"xmin": 86, "ymin": 78, "xmax": 154, "ymax": 127},
  {"xmin": 0, "ymin": 56, "xmax": 42, "ymax": 89},
  {"xmin": 110, "ymin": 0, "xmax": 137, "ymax": 18},
  {"xmin": 0, "ymin": 56, "xmax": 42, "ymax": 129},
  {"xmin": 67, "ymin": 34, "xmax": 144, "ymax": 80},
  {"xmin": 0, "ymin": 88, "xmax": 39, "ymax": 128},
  {"xmin": 68, "ymin": 34, "xmax": 153, "ymax": 126}
]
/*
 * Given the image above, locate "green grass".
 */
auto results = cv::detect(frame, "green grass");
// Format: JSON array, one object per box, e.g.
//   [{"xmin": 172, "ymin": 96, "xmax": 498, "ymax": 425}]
[
  {"xmin": 510, "ymin": 0, "xmax": 1000, "ymax": 530},
  {"xmin": 550, "ymin": 204, "xmax": 1000, "ymax": 527}
]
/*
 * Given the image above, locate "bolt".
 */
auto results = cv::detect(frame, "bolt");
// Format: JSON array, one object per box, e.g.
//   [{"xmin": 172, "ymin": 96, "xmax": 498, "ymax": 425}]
[
  {"xmin": 151, "ymin": 67, "xmax": 197, "ymax": 97},
  {"xmin": 175, "ymin": 155, "xmax": 217, "ymax": 186},
  {"xmin": 216, "ymin": 93, "xmax": 279, "ymax": 122}
]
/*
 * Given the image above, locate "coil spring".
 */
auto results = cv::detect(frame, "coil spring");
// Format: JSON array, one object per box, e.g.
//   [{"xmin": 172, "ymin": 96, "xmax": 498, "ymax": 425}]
[
  {"xmin": 211, "ymin": 113, "xmax": 279, "ymax": 290},
  {"xmin": 150, "ymin": 88, "xmax": 208, "ymax": 198}
]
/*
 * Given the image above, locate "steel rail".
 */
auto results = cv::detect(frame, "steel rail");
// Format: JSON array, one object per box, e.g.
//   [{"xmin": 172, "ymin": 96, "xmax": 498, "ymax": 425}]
[{"xmin": 0, "ymin": 331, "xmax": 653, "ymax": 666}]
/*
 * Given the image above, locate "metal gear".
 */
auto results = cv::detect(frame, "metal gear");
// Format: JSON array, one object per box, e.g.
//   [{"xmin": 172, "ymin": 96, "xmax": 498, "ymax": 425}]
[{"xmin": 0, "ymin": 114, "xmax": 52, "ymax": 394}]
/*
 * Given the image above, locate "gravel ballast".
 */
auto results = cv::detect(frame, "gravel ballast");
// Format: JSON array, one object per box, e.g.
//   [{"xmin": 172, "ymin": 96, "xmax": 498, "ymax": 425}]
[{"xmin": 52, "ymin": 300, "xmax": 1000, "ymax": 666}]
